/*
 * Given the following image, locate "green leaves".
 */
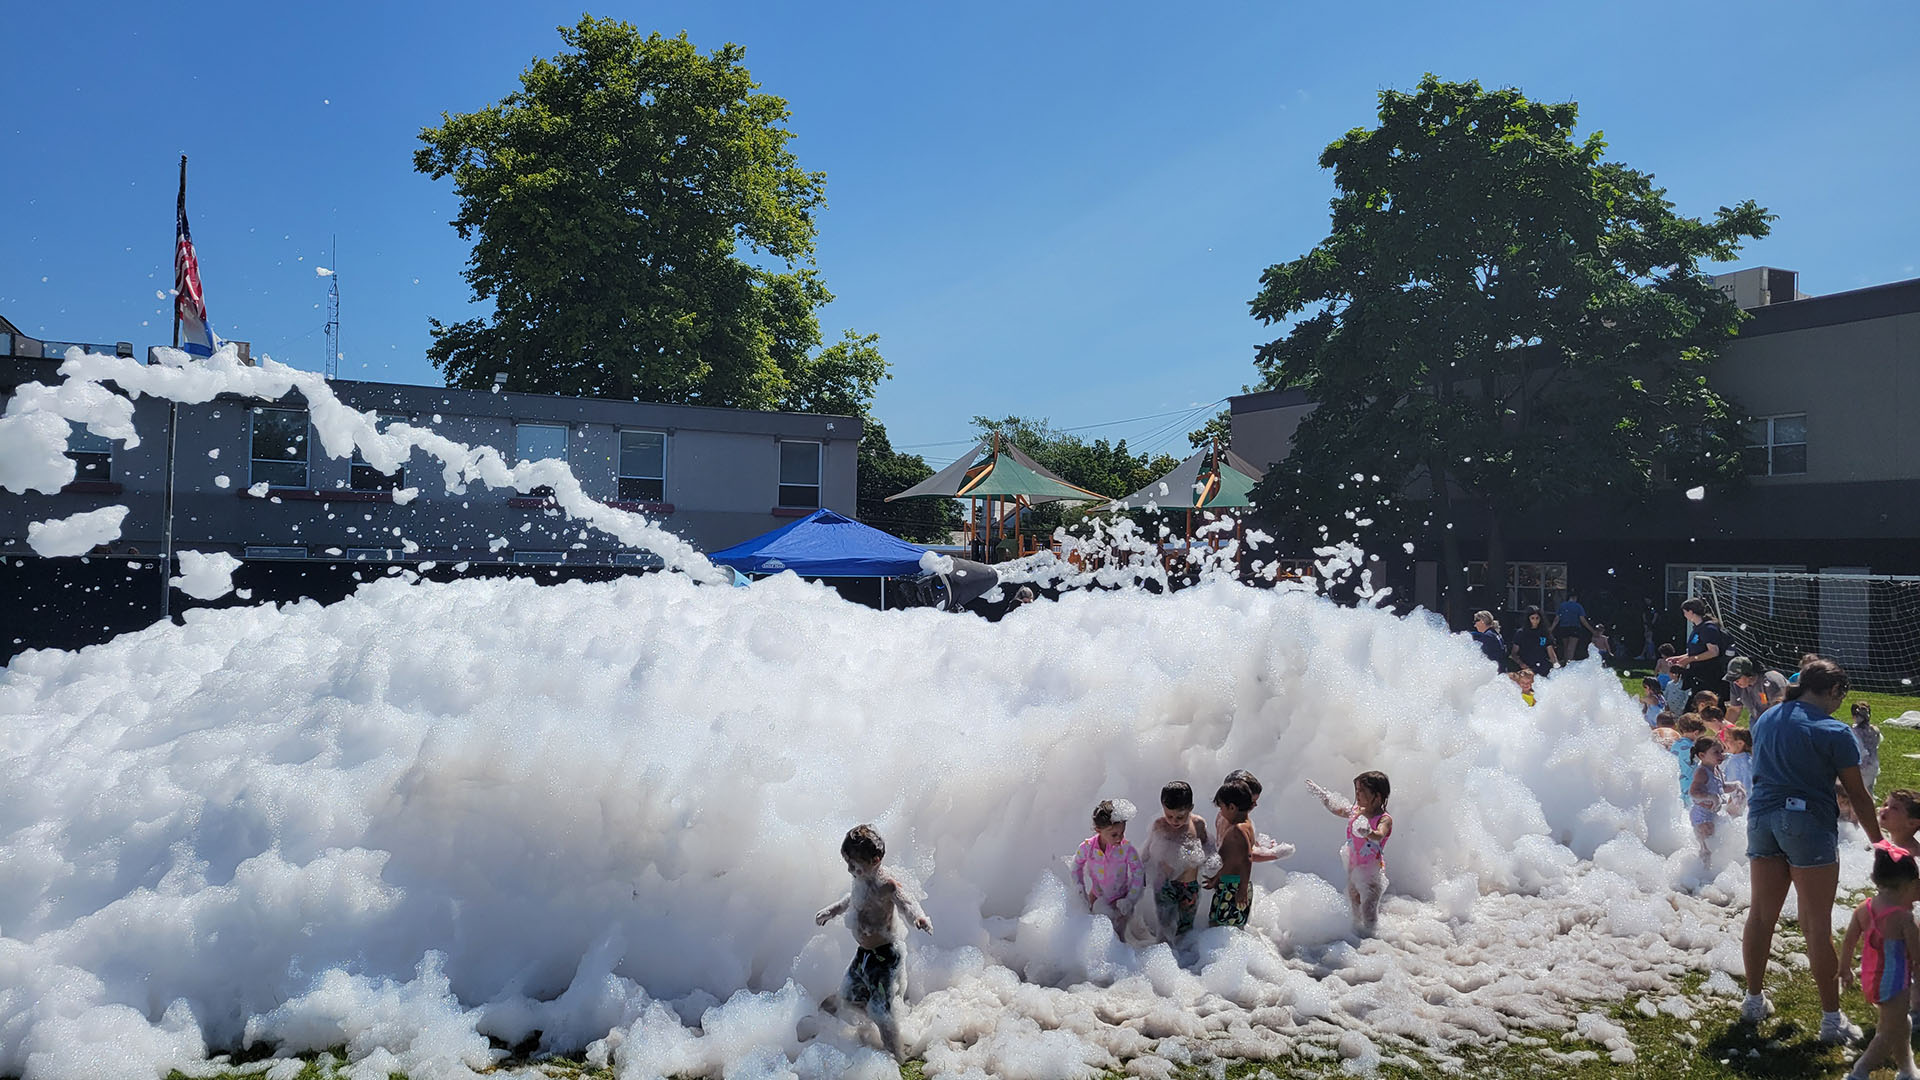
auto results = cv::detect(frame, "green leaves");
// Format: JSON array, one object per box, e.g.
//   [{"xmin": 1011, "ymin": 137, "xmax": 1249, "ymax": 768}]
[
  {"xmin": 417, "ymin": 16, "xmax": 843, "ymax": 411},
  {"xmin": 1247, "ymin": 74, "xmax": 1770, "ymax": 547}
]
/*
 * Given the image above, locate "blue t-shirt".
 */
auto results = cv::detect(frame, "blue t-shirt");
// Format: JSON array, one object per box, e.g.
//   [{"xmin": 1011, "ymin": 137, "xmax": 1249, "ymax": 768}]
[
  {"xmin": 1555, "ymin": 601, "xmax": 1587, "ymax": 628},
  {"xmin": 1471, "ymin": 629, "xmax": 1506, "ymax": 665},
  {"xmin": 1748, "ymin": 700, "xmax": 1862, "ymax": 829}
]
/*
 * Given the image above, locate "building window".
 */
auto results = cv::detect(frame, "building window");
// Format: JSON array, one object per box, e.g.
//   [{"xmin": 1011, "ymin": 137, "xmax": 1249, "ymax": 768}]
[
  {"xmin": 511, "ymin": 550, "xmax": 565, "ymax": 565},
  {"xmin": 250, "ymin": 407, "xmax": 310, "ymax": 489},
  {"xmin": 1743, "ymin": 414, "xmax": 1807, "ymax": 476},
  {"xmin": 778, "ymin": 440, "xmax": 821, "ymax": 509},
  {"xmin": 1468, "ymin": 560, "xmax": 1568, "ymax": 612},
  {"xmin": 619, "ymin": 430, "xmax": 667, "ymax": 502},
  {"xmin": 244, "ymin": 545, "xmax": 307, "ymax": 560},
  {"xmin": 351, "ymin": 414, "xmax": 406, "ymax": 492},
  {"xmin": 515, "ymin": 423, "xmax": 569, "ymax": 498},
  {"xmin": 67, "ymin": 421, "xmax": 113, "ymax": 482}
]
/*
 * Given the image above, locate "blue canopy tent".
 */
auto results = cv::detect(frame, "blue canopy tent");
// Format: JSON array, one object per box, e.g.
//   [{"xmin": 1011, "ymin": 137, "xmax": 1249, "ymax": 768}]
[{"xmin": 708, "ymin": 509, "xmax": 928, "ymax": 608}]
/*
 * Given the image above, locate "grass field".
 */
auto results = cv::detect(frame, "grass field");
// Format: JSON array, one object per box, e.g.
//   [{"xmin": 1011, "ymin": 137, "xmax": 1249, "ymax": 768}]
[{"xmin": 166, "ymin": 689, "xmax": 1920, "ymax": 1080}]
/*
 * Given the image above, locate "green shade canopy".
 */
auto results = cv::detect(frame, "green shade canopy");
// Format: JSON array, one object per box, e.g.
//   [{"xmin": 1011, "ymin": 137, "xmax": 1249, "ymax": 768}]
[
  {"xmin": 886, "ymin": 439, "xmax": 1108, "ymax": 504},
  {"xmin": 1109, "ymin": 447, "xmax": 1266, "ymax": 511}
]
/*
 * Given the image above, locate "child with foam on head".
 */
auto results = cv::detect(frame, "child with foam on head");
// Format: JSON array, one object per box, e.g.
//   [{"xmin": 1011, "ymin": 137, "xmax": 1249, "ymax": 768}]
[
  {"xmin": 1854, "ymin": 702, "xmax": 1883, "ymax": 798},
  {"xmin": 1204, "ymin": 781, "xmax": 1257, "ymax": 928},
  {"xmin": 1838, "ymin": 840, "xmax": 1920, "ymax": 1080},
  {"xmin": 1072, "ymin": 799, "xmax": 1144, "ymax": 925},
  {"xmin": 814, "ymin": 825, "xmax": 933, "ymax": 1060},
  {"xmin": 1132, "ymin": 781, "xmax": 1213, "ymax": 942},
  {"xmin": 1306, "ymin": 771, "xmax": 1394, "ymax": 933},
  {"xmin": 1687, "ymin": 737, "xmax": 1742, "ymax": 857}
]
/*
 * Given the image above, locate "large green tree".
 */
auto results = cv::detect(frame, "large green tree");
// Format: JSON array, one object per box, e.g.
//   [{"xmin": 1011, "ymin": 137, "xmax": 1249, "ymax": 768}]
[
  {"xmin": 416, "ymin": 17, "xmax": 865, "ymax": 409},
  {"xmin": 857, "ymin": 423, "xmax": 963, "ymax": 543},
  {"xmin": 1248, "ymin": 75, "xmax": 1770, "ymax": 621}
]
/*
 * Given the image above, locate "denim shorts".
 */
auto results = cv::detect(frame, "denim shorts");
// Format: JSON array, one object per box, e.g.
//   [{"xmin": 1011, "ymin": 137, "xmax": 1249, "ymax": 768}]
[{"xmin": 1747, "ymin": 808, "xmax": 1840, "ymax": 868}]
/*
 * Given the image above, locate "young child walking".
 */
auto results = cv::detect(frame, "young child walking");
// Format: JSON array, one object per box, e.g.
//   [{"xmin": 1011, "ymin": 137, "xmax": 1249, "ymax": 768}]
[
  {"xmin": 1722, "ymin": 728, "xmax": 1753, "ymax": 816},
  {"xmin": 1071, "ymin": 799, "xmax": 1144, "ymax": 924},
  {"xmin": 1838, "ymin": 841, "xmax": 1920, "ymax": 1080},
  {"xmin": 1673, "ymin": 715, "xmax": 1707, "ymax": 798},
  {"xmin": 1307, "ymin": 771, "xmax": 1394, "ymax": 933},
  {"xmin": 1205, "ymin": 781, "xmax": 1257, "ymax": 928},
  {"xmin": 1855, "ymin": 702, "xmax": 1883, "ymax": 798},
  {"xmin": 1639, "ymin": 677, "xmax": 1665, "ymax": 728},
  {"xmin": 814, "ymin": 825, "xmax": 933, "ymax": 1060},
  {"xmin": 1687, "ymin": 737, "xmax": 1742, "ymax": 856},
  {"xmin": 1135, "ymin": 782, "xmax": 1212, "ymax": 941}
]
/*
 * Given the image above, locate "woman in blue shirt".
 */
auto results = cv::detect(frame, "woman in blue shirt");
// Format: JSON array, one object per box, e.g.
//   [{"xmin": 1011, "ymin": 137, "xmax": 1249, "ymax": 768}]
[
  {"xmin": 1507, "ymin": 608, "xmax": 1558, "ymax": 676},
  {"xmin": 1739, "ymin": 659, "xmax": 1883, "ymax": 1043},
  {"xmin": 1470, "ymin": 610, "xmax": 1507, "ymax": 668}
]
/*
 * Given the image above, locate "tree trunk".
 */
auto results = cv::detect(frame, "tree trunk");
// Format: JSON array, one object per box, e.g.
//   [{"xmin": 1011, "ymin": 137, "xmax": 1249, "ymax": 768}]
[
  {"xmin": 1430, "ymin": 454, "xmax": 1467, "ymax": 628},
  {"xmin": 1485, "ymin": 497, "xmax": 1508, "ymax": 622}
]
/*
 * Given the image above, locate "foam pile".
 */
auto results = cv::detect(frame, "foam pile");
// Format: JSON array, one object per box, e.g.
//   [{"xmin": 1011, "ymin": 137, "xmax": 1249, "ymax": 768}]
[{"xmin": 0, "ymin": 567, "xmax": 1764, "ymax": 1079}]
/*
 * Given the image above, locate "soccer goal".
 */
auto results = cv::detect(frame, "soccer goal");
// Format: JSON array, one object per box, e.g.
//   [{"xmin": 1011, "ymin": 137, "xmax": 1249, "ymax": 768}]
[{"xmin": 1687, "ymin": 570, "xmax": 1920, "ymax": 693}]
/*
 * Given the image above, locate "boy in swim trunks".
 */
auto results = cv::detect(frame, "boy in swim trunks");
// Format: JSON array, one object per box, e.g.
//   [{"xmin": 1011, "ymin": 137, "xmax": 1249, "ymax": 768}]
[
  {"xmin": 814, "ymin": 824, "xmax": 933, "ymax": 1060},
  {"xmin": 1206, "ymin": 780, "xmax": 1256, "ymax": 928},
  {"xmin": 1139, "ymin": 781, "xmax": 1213, "ymax": 939},
  {"xmin": 1839, "ymin": 840, "xmax": 1920, "ymax": 1080}
]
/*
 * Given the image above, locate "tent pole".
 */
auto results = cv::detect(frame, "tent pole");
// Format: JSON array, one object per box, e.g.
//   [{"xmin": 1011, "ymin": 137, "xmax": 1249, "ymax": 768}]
[{"xmin": 879, "ymin": 576, "xmax": 886, "ymax": 611}]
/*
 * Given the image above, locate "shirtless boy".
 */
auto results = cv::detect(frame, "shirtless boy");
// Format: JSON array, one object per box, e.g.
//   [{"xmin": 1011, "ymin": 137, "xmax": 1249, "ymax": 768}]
[
  {"xmin": 1140, "ymin": 781, "xmax": 1214, "ymax": 939},
  {"xmin": 1206, "ymin": 781, "xmax": 1256, "ymax": 928},
  {"xmin": 814, "ymin": 824, "xmax": 932, "ymax": 1059}
]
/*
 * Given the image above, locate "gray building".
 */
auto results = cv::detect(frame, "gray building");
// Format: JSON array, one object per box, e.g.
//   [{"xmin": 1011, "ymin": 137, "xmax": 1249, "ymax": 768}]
[
  {"xmin": 1, "ymin": 319, "xmax": 859, "ymax": 570},
  {"xmin": 1227, "ymin": 270, "xmax": 1920, "ymax": 617}
]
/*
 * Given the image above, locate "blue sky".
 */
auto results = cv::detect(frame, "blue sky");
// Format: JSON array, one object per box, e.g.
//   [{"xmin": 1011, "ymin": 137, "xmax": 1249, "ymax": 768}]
[{"xmin": 5, "ymin": 2, "xmax": 1916, "ymax": 464}]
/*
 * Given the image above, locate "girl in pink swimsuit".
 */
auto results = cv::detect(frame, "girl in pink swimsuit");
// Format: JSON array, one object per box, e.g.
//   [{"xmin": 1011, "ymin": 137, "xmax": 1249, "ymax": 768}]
[
  {"xmin": 1840, "ymin": 841, "xmax": 1920, "ymax": 1080},
  {"xmin": 1306, "ymin": 771, "xmax": 1394, "ymax": 933},
  {"xmin": 1072, "ymin": 798, "xmax": 1144, "ymax": 926}
]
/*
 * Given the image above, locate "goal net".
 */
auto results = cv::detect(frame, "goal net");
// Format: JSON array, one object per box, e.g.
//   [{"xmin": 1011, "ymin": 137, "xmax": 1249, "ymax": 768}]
[{"xmin": 1687, "ymin": 571, "xmax": 1920, "ymax": 693}]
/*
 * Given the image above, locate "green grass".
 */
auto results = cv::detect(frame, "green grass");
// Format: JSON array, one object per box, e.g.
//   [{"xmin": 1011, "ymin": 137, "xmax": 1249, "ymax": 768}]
[{"xmin": 159, "ymin": 688, "xmax": 1920, "ymax": 1080}]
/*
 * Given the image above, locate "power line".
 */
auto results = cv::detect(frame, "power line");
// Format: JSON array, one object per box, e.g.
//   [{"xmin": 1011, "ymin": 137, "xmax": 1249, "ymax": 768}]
[{"xmin": 896, "ymin": 399, "xmax": 1228, "ymax": 453}]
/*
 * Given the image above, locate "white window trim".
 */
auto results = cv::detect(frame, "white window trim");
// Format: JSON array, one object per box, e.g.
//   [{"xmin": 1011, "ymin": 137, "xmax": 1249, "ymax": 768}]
[
  {"xmin": 777, "ymin": 439, "xmax": 823, "ymax": 508},
  {"xmin": 513, "ymin": 422, "xmax": 571, "ymax": 464},
  {"xmin": 618, "ymin": 429, "xmax": 668, "ymax": 499},
  {"xmin": 249, "ymin": 406, "xmax": 311, "ymax": 490}
]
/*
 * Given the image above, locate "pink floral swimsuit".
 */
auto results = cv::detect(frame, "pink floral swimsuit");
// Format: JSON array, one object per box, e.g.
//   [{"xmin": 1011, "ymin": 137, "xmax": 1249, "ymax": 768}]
[{"xmin": 1072, "ymin": 836, "xmax": 1145, "ymax": 905}]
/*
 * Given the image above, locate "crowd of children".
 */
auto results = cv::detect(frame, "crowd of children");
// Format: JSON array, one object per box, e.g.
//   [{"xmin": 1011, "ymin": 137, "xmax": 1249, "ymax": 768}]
[{"xmin": 811, "ymin": 769, "xmax": 1391, "ymax": 1058}]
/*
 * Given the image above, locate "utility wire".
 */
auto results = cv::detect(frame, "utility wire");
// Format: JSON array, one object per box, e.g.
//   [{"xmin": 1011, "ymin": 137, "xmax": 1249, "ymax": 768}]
[{"xmin": 896, "ymin": 399, "xmax": 1228, "ymax": 453}]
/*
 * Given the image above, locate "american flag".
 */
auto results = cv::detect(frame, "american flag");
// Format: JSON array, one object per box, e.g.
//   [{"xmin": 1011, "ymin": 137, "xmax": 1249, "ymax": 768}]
[{"xmin": 175, "ymin": 173, "xmax": 214, "ymax": 357}]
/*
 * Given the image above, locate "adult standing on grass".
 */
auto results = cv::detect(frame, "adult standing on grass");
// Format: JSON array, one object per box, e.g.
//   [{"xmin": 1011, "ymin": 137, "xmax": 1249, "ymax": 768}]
[
  {"xmin": 1551, "ymin": 589, "xmax": 1594, "ymax": 664},
  {"xmin": 1741, "ymin": 659, "xmax": 1883, "ymax": 1043},
  {"xmin": 1672, "ymin": 598, "xmax": 1732, "ymax": 697},
  {"xmin": 1509, "ymin": 607, "xmax": 1558, "ymax": 676},
  {"xmin": 1725, "ymin": 656, "xmax": 1789, "ymax": 726}
]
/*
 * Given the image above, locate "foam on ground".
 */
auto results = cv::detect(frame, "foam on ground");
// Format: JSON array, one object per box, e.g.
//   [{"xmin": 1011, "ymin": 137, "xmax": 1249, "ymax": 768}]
[{"xmin": 0, "ymin": 568, "xmax": 1789, "ymax": 1079}]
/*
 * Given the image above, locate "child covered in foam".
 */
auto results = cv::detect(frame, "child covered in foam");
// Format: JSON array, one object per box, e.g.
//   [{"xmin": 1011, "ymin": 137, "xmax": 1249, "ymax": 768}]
[
  {"xmin": 1123, "ymin": 781, "xmax": 1214, "ymax": 945},
  {"xmin": 1307, "ymin": 771, "xmax": 1395, "ymax": 933},
  {"xmin": 1072, "ymin": 799, "xmax": 1145, "ymax": 925},
  {"xmin": 814, "ymin": 824, "xmax": 933, "ymax": 1060}
]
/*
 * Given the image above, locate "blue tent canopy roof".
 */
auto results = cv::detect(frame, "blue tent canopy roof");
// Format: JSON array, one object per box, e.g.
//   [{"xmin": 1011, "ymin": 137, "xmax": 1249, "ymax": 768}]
[{"xmin": 708, "ymin": 509, "xmax": 930, "ymax": 577}]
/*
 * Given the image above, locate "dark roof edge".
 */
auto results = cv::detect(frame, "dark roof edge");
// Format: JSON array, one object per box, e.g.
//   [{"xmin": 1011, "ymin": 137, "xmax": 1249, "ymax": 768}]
[
  {"xmin": 1227, "ymin": 385, "xmax": 1314, "ymax": 413},
  {"xmin": 1739, "ymin": 277, "xmax": 1920, "ymax": 337}
]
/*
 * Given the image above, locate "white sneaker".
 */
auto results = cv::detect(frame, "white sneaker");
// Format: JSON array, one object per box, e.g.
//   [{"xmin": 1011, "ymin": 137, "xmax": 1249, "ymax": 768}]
[
  {"xmin": 1739, "ymin": 993, "xmax": 1774, "ymax": 1023},
  {"xmin": 1819, "ymin": 1010, "xmax": 1863, "ymax": 1045}
]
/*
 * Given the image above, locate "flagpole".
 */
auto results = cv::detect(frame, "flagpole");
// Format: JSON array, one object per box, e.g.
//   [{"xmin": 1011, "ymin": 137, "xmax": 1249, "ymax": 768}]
[{"xmin": 160, "ymin": 154, "xmax": 185, "ymax": 621}]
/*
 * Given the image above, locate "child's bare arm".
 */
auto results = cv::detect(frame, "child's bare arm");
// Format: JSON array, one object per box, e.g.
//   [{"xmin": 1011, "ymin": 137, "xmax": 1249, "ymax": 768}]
[
  {"xmin": 1197, "ymin": 817, "xmax": 1215, "ymax": 857},
  {"xmin": 1374, "ymin": 813, "xmax": 1393, "ymax": 843},
  {"xmin": 815, "ymin": 893, "xmax": 851, "ymax": 926},
  {"xmin": 885, "ymin": 873, "xmax": 933, "ymax": 933},
  {"xmin": 1306, "ymin": 779, "xmax": 1354, "ymax": 818},
  {"xmin": 1688, "ymin": 767, "xmax": 1714, "ymax": 806},
  {"xmin": 1839, "ymin": 909, "xmax": 1864, "ymax": 988}
]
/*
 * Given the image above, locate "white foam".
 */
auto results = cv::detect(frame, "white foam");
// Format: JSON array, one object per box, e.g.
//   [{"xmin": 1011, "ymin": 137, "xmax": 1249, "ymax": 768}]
[
  {"xmin": 170, "ymin": 550, "xmax": 243, "ymax": 600},
  {"xmin": 26, "ymin": 504, "xmax": 130, "ymax": 557},
  {"xmin": 0, "ymin": 568, "xmax": 1765, "ymax": 1078}
]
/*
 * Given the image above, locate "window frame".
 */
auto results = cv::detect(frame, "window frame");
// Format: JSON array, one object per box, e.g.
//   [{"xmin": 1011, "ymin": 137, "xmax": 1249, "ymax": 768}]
[
  {"xmin": 66, "ymin": 421, "xmax": 113, "ymax": 482},
  {"xmin": 514, "ymin": 422, "xmax": 570, "ymax": 499},
  {"xmin": 350, "ymin": 413, "xmax": 407, "ymax": 492},
  {"xmin": 249, "ymin": 406, "xmax": 312, "ymax": 490},
  {"xmin": 1743, "ymin": 413, "xmax": 1807, "ymax": 477},
  {"xmin": 777, "ymin": 439, "xmax": 823, "ymax": 509},
  {"xmin": 617, "ymin": 429, "xmax": 668, "ymax": 503}
]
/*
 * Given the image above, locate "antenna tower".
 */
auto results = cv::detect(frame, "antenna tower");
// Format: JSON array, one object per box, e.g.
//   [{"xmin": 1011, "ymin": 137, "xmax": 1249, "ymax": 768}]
[{"xmin": 323, "ymin": 235, "xmax": 340, "ymax": 379}]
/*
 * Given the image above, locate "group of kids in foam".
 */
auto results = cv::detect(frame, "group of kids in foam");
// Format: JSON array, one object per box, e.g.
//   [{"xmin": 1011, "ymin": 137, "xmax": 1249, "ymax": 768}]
[{"xmin": 812, "ymin": 770, "xmax": 1390, "ymax": 1058}]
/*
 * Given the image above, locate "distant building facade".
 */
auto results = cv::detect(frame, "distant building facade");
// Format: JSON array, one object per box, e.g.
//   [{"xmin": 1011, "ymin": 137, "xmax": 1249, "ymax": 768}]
[
  {"xmin": 1, "ymin": 319, "xmax": 859, "ymax": 655},
  {"xmin": 1227, "ymin": 270, "xmax": 1920, "ymax": 618}
]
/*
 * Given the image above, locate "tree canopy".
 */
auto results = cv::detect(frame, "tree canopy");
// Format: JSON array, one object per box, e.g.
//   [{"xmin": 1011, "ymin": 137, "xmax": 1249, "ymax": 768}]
[
  {"xmin": 415, "ymin": 16, "xmax": 876, "ymax": 414},
  {"xmin": 1247, "ymin": 75, "xmax": 1770, "ymax": 617},
  {"xmin": 857, "ymin": 422, "xmax": 962, "ymax": 543}
]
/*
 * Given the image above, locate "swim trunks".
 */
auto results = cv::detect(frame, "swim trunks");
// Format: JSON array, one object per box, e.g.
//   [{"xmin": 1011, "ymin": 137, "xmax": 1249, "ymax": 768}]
[
  {"xmin": 1209, "ymin": 875, "xmax": 1248, "ymax": 928},
  {"xmin": 842, "ymin": 943, "xmax": 900, "ymax": 1012},
  {"xmin": 1158, "ymin": 878, "xmax": 1200, "ymax": 935}
]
